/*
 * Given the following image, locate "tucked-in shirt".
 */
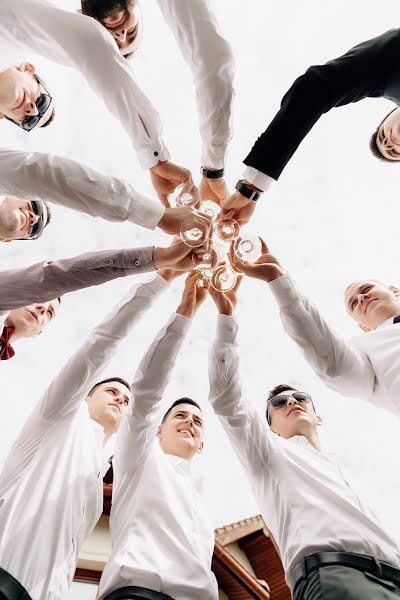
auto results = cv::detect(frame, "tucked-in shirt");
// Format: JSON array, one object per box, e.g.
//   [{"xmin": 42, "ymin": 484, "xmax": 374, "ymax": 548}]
[
  {"xmin": 0, "ymin": 246, "xmax": 154, "ymax": 334},
  {"xmin": 0, "ymin": 0, "xmax": 169, "ymax": 169},
  {"xmin": 269, "ymin": 275, "xmax": 400, "ymax": 417},
  {"xmin": 0, "ymin": 275, "xmax": 169, "ymax": 600},
  {"xmin": 157, "ymin": 0, "xmax": 235, "ymax": 169},
  {"xmin": 0, "ymin": 149, "xmax": 164, "ymax": 230},
  {"xmin": 98, "ymin": 313, "xmax": 218, "ymax": 600},
  {"xmin": 208, "ymin": 314, "xmax": 400, "ymax": 584}
]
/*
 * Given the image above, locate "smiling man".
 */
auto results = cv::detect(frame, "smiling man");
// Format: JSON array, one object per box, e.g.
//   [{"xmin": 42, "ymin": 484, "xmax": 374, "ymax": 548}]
[
  {"xmin": 228, "ymin": 239, "xmax": 400, "ymax": 418},
  {"xmin": 208, "ymin": 285, "xmax": 400, "ymax": 599},
  {"xmin": 0, "ymin": 195, "xmax": 50, "ymax": 242},
  {"xmin": 0, "ymin": 62, "xmax": 55, "ymax": 131},
  {"xmin": 0, "ymin": 268, "xmax": 193, "ymax": 600},
  {"xmin": 97, "ymin": 272, "xmax": 218, "ymax": 600}
]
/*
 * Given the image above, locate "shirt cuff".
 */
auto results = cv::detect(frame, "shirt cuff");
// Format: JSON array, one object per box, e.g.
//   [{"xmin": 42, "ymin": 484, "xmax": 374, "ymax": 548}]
[
  {"xmin": 146, "ymin": 273, "xmax": 170, "ymax": 294},
  {"xmin": 122, "ymin": 247, "xmax": 156, "ymax": 274},
  {"xmin": 202, "ymin": 145, "xmax": 227, "ymax": 170},
  {"xmin": 242, "ymin": 166, "xmax": 274, "ymax": 192},
  {"xmin": 268, "ymin": 274, "xmax": 299, "ymax": 308},
  {"xmin": 169, "ymin": 312, "xmax": 192, "ymax": 335},
  {"xmin": 216, "ymin": 314, "xmax": 238, "ymax": 343},
  {"xmin": 137, "ymin": 141, "xmax": 171, "ymax": 170},
  {"xmin": 127, "ymin": 190, "xmax": 165, "ymax": 231}
]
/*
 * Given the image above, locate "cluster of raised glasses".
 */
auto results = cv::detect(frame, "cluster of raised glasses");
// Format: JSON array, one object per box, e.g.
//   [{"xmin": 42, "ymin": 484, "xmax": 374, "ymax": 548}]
[{"xmin": 175, "ymin": 183, "xmax": 262, "ymax": 292}]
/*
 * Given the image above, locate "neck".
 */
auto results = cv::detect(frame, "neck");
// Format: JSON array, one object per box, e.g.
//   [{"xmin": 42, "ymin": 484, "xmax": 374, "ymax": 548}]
[
  {"xmin": 282, "ymin": 428, "xmax": 321, "ymax": 451},
  {"xmin": 103, "ymin": 429, "xmax": 114, "ymax": 446},
  {"xmin": 373, "ymin": 307, "xmax": 400, "ymax": 330},
  {"xmin": 3, "ymin": 320, "xmax": 23, "ymax": 344}
]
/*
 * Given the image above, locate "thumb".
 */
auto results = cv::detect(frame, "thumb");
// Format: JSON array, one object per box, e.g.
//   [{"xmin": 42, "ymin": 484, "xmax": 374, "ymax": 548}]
[
  {"xmin": 159, "ymin": 194, "xmax": 171, "ymax": 208},
  {"xmin": 259, "ymin": 237, "xmax": 269, "ymax": 254}
]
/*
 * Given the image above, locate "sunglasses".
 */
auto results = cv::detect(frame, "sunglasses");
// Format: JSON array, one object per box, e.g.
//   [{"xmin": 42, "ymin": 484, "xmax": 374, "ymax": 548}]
[
  {"xmin": 19, "ymin": 200, "xmax": 46, "ymax": 241},
  {"xmin": 267, "ymin": 392, "xmax": 312, "ymax": 423},
  {"xmin": 6, "ymin": 75, "xmax": 52, "ymax": 132}
]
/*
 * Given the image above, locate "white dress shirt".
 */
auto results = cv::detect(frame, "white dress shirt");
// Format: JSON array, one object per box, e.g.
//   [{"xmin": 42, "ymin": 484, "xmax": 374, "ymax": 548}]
[
  {"xmin": 0, "ymin": 275, "xmax": 168, "ymax": 599},
  {"xmin": 208, "ymin": 314, "xmax": 400, "ymax": 584},
  {"xmin": 0, "ymin": 0, "xmax": 170, "ymax": 169},
  {"xmin": 157, "ymin": 0, "xmax": 235, "ymax": 169},
  {"xmin": 242, "ymin": 165, "xmax": 274, "ymax": 192},
  {"xmin": 269, "ymin": 274, "xmax": 400, "ymax": 417},
  {"xmin": 98, "ymin": 313, "xmax": 218, "ymax": 600},
  {"xmin": 0, "ymin": 149, "xmax": 164, "ymax": 230}
]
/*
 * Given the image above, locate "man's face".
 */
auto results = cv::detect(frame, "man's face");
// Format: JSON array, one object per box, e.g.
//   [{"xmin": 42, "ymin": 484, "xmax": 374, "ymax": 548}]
[
  {"xmin": 102, "ymin": 2, "xmax": 142, "ymax": 57},
  {"xmin": 269, "ymin": 390, "xmax": 321, "ymax": 438},
  {"xmin": 376, "ymin": 107, "xmax": 400, "ymax": 161},
  {"xmin": 345, "ymin": 280, "xmax": 400, "ymax": 331},
  {"xmin": 6, "ymin": 300, "xmax": 60, "ymax": 339},
  {"xmin": 0, "ymin": 64, "xmax": 54, "ymax": 127},
  {"xmin": 157, "ymin": 403, "xmax": 204, "ymax": 460},
  {"xmin": 0, "ymin": 196, "xmax": 47, "ymax": 242},
  {"xmin": 86, "ymin": 381, "xmax": 131, "ymax": 432}
]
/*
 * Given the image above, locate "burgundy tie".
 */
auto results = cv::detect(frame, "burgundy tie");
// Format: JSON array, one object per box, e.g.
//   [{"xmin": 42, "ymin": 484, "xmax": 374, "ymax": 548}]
[{"xmin": 0, "ymin": 326, "xmax": 15, "ymax": 361}]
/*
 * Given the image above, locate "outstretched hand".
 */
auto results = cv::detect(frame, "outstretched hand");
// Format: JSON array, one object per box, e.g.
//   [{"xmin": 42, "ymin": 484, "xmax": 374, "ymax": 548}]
[
  {"xmin": 153, "ymin": 239, "xmax": 197, "ymax": 272},
  {"xmin": 209, "ymin": 274, "xmax": 243, "ymax": 316},
  {"xmin": 158, "ymin": 206, "xmax": 212, "ymax": 238},
  {"xmin": 150, "ymin": 160, "xmax": 193, "ymax": 207},
  {"xmin": 229, "ymin": 238, "xmax": 284, "ymax": 283},
  {"xmin": 220, "ymin": 190, "xmax": 256, "ymax": 226},
  {"xmin": 199, "ymin": 176, "xmax": 230, "ymax": 206},
  {"xmin": 176, "ymin": 271, "xmax": 209, "ymax": 319}
]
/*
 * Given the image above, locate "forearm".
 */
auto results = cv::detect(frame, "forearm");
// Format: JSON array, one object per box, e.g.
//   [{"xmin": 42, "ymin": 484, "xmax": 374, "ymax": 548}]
[
  {"xmin": 157, "ymin": 0, "xmax": 234, "ymax": 168},
  {"xmin": 0, "ymin": 150, "xmax": 164, "ymax": 230},
  {"xmin": 0, "ymin": 247, "xmax": 154, "ymax": 311},
  {"xmin": 39, "ymin": 274, "xmax": 169, "ymax": 421}
]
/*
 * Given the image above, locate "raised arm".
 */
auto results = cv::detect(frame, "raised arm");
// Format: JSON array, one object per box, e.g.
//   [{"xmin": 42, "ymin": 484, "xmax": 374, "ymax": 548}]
[
  {"xmin": 0, "ymin": 0, "xmax": 168, "ymax": 169},
  {"xmin": 229, "ymin": 239, "xmax": 375, "ymax": 400},
  {"xmin": 113, "ymin": 272, "xmax": 208, "ymax": 475},
  {"xmin": 208, "ymin": 283, "xmax": 275, "ymax": 478},
  {"xmin": 0, "ymin": 149, "xmax": 164, "ymax": 230}
]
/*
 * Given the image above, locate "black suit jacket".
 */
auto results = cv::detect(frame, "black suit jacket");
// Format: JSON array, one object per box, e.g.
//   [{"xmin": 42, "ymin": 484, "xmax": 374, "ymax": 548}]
[{"xmin": 245, "ymin": 29, "xmax": 400, "ymax": 181}]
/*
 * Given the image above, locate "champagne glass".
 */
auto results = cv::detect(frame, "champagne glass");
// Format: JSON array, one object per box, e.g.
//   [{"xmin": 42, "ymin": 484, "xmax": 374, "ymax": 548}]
[
  {"xmin": 234, "ymin": 232, "xmax": 262, "ymax": 262},
  {"xmin": 174, "ymin": 183, "xmax": 200, "ymax": 207},
  {"xmin": 215, "ymin": 218, "xmax": 240, "ymax": 243},
  {"xmin": 180, "ymin": 216, "xmax": 209, "ymax": 247},
  {"xmin": 192, "ymin": 242, "xmax": 219, "ymax": 270},
  {"xmin": 199, "ymin": 199, "xmax": 221, "ymax": 222},
  {"xmin": 210, "ymin": 264, "xmax": 237, "ymax": 292}
]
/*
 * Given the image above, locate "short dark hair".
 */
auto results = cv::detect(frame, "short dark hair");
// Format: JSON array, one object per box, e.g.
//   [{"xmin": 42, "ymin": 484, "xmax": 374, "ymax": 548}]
[
  {"xmin": 81, "ymin": 0, "xmax": 133, "ymax": 22},
  {"xmin": 43, "ymin": 200, "xmax": 52, "ymax": 226},
  {"xmin": 266, "ymin": 384, "xmax": 317, "ymax": 425},
  {"xmin": 88, "ymin": 377, "xmax": 131, "ymax": 397},
  {"xmin": 369, "ymin": 107, "xmax": 397, "ymax": 162},
  {"xmin": 161, "ymin": 397, "xmax": 202, "ymax": 424}
]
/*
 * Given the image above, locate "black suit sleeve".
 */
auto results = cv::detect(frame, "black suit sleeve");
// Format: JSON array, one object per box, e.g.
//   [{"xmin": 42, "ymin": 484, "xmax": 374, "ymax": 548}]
[{"xmin": 244, "ymin": 29, "xmax": 400, "ymax": 181}]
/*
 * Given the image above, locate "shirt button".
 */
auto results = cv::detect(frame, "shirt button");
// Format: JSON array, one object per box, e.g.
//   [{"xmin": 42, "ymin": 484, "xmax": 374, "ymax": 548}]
[
  {"xmin": 221, "ymin": 359, "xmax": 225, "ymax": 363},
  {"xmin": 154, "ymin": 151, "xmax": 159, "ymax": 157},
  {"xmin": 108, "ymin": 259, "xmax": 115, "ymax": 265},
  {"xmin": 134, "ymin": 259, "xmax": 140, "ymax": 268}
]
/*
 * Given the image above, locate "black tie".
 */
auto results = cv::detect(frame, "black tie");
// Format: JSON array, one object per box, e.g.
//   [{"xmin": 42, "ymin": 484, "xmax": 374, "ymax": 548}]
[{"xmin": 393, "ymin": 316, "xmax": 400, "ymax": 324}]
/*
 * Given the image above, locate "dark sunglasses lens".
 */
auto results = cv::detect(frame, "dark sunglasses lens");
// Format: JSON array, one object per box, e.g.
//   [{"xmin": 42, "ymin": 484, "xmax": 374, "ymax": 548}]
[
  {"xmin": 28, "ymin": 201, "xmax": 44, "ymax": 239},
  {"xmin": 270, "ymin": 395, "xmax": 289, "ymax": 408},
  {"xmin": 292, "ymin": 393, "xmax": 310, "ymax": 403},
  {"xmin": 36, "ymin": 93, "xmax": 51, "ymax": 113},
  {"xmin": 22, "ymin": 115, "xmax": 40, "ymax": 131}
]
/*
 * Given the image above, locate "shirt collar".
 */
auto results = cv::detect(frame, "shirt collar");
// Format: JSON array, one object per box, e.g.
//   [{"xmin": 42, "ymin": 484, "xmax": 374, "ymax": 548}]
[{"xmin": 375, "ymin": 316, "xmax": 400, "ymax": 331}]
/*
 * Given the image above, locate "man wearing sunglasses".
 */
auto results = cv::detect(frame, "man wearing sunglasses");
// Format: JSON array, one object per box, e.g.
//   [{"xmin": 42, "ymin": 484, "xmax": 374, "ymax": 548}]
[
  {"xmin": 0, "ymin": 149, "xmax": 213, "ymax": 242},
  {"xmin": 0, "ymin": 0, "xmax": 196, "ymax": 204},
  {"xmin": 208, "ymin": 285, "xmax": 400, "ymax": 599},
  {"xmin": 0, "ymin": 63, "xmax": 55, "ymax": 131},
  {"xmin": 0, "ymin": 239, "xmax": 196, "ymax": 362},
  {"xmin": 229, "ymin": 239, "xmax": 400, "ymax": 421}
]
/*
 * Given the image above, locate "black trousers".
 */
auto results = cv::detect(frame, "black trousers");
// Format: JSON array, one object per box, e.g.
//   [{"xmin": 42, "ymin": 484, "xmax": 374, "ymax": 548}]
[
  {"xmin": 103, "ymin": 586, "xmax": 175, "ymax": 600},
  {"xmin": 0, "ymin": 568, "xmax": 31, "ymax": 600},
  {"xmin": 292, "ymin": 557, "xmax": 400, "ymax": 599}
]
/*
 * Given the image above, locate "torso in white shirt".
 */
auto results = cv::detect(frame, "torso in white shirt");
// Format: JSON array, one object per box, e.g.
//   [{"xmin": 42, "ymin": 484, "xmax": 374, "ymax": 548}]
[
  {"xmin": 350, "ymin": 318, "xmax": 400, "ymax": 416},
  {"xmin": 98, "ymin": 441, "xmax": 218, "ymax": 600},
  {"xmin": 253, "ymin": 434, "xmax": 400, "ymax": 581},
  {"xmin": 0, "ymin": 403, "xmax": 108, "ymax": 600}
]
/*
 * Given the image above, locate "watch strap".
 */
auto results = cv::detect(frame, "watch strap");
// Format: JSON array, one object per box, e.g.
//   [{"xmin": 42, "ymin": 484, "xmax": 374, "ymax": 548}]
[
  {"xmin": 201, "ymin": 167, "xmax": 224, "ymax": 179},
  {"xmin": 235, "ymin": 179, "xmax": 261, "ymax": 202}
]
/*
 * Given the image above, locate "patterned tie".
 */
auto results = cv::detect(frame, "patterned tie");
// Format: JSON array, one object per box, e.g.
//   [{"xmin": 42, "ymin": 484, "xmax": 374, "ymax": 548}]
[
  {"xmin": 0, "ymin": 326, "xmax": 15, "ymax": 361},
  {"xmin": 393, "ymin": 316, "xmax": 400, "ymax": 325}
]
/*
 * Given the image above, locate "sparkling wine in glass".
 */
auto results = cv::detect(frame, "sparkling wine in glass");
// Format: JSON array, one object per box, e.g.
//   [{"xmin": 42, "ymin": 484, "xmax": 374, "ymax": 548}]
[
  {"xmin": 200, "ymin": 199, "xmax": 221, "ymax": 221},
  {"xmin": 174, "ymin": 183, "xmax": 200, "ymax": 207},
  {"xmin": 192, "ymin": 243, "xmax": 219, "ymax": 270},
  {"xmin": 215, "ymin": 218, "xmax": 240, "ymax": 243},
  {"xmin": 210, "ymin": 265, "xmax": 237, "ymax": 292},
  {"xmin": 234, "ymin": 233, "xmax": 262, "ymax": 262},
  {"xmin": 180, "ymin": 217, "xmax": 209, "ymax": 247}
]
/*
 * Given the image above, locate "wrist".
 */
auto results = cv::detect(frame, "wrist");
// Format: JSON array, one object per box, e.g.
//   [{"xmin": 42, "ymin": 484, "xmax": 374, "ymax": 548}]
[
  {"xmin": 152, "ymin": 246, "xmax": 163, "ymax": 269},
  {"xmin": 176, "ymin": 303, "xmax": 194, "ymax": 319},
  {"xmin": 243, "ymin": 180, "xmax": 263, "ymax": 193},
  {"xmin": 235, "ymin": 180, "xmax": 262, "ymax": 202},
  {"xmin": 201, "ymin": 166, "xmax": 224, "ymax": 179}
]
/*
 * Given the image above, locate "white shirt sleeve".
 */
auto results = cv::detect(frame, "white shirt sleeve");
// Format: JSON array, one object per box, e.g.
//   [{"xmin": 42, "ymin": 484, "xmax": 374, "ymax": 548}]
[
  {"xmin": 0, "ymin": 0, "xmax": 170, "ymax": 169},
  {"xmin": 242, "ymin": 166, "xmax": 274, "ymax": 192},
  {"xmin": 269, "ymin": 275, "xmax": 376, "ymax": 399},
  {"xmin": 0, "ymin": 149, "xmax": 164, "ymax": 230},
  {"xmin": 208, "ymin": 314, "xmax": 275, "ymax": 479},
  {"xmin": 156, "ymin": 0, "xmax": 235, "ymax": 169},
  {"xmin": 38, "ymin": 275, "xmax": 169, "ymax": 422},
  {"xmin": 113, "ymin": 312, "xmax": 191, "ymax": 476}
]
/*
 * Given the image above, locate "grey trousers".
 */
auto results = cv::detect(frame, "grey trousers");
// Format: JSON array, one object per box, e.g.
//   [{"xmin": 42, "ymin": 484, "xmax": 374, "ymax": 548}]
[{"xmin": 293, "ymin": 565, "xmax": 400, "ymax": 599}]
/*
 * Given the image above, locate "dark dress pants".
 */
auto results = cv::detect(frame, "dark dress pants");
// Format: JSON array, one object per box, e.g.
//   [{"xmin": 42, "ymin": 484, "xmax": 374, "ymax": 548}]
[
  {"xmin": 0, "ymin": 568, "xmax": 31, "ymax": 600},
  {"xmin": 103, "ymin": 586, "xmax": 175, "ymax": 600},
  {"xmin": 293, "ymin": 565, "xmax": 400, "ymax": 599}
]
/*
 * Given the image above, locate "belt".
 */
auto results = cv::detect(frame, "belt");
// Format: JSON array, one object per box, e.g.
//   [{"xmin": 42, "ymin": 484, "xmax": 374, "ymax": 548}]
[
  {"xmin": 0, "ymin": 568, "xmax": 32, "ymax": 600},
  {"xmin": 289, "ymin": 552, "xmax": 400, "ymax": 593},
  {"xmin": 103, "ymin": 586, "xmax": 175, "ymax": 600}
]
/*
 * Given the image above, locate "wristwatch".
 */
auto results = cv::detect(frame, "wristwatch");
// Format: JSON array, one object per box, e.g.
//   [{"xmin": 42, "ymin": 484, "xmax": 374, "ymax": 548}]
[
  {"xmin": 200, "ymin": 167, "xmax": 224, "ymax": 179},
  {"xmin": 235, "ymin": 179, "xmax": 262, "ymax": 202}
]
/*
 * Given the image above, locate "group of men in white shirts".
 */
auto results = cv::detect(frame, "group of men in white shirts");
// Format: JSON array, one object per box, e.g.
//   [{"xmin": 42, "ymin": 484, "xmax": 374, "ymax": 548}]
[{"xmin": 2, "ymin": 1, "xmax": 400, "ymax": 599}]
